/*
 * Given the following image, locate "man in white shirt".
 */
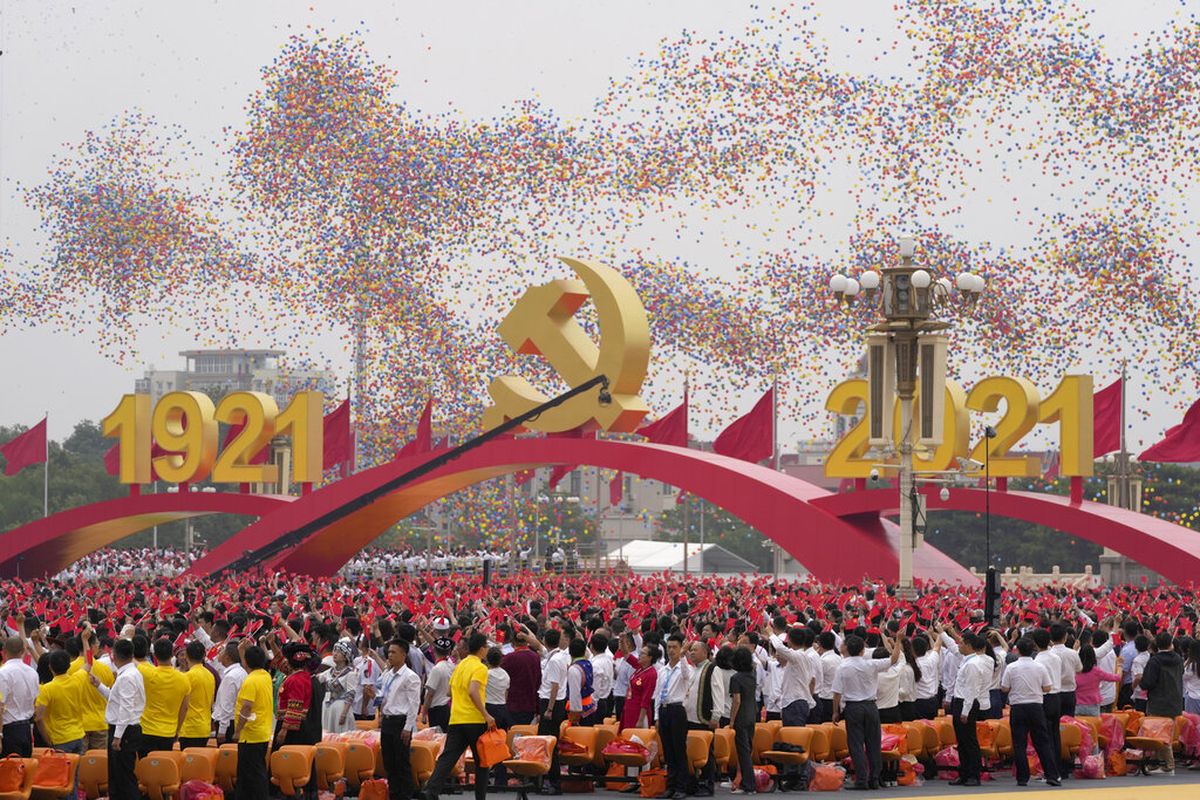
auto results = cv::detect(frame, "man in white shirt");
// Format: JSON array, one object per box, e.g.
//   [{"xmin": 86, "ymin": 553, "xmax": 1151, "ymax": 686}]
[
  {"xmin": 683, "ymin": 642, "xmax": 723, "ymax": 797},
  {"xmin": 831, "ymin": 633, "xmax": 901, "ymax": 791},
  {"xmin": 93, "ymin": 639, "xmax": 145, "ymax": 800},
  {"xmin": 0, "ymin": 637, "xmax": 39, "ymax": 758},
  {"xmin": 537, "ymin": 629, "xmax": 570, "ymax": 794},
  {"xmin": 1049, "ymin": 624, "xmax": 1082, "ymax": 717},
  {"xmin": 212, "ymin": 642, "xmax": 248, "ymax": 743},
  {"xmin": 589, "ymin": 634, "xmax": 614, "ymax": 723},
  {"xmin": 380, "ymin": 639, "xmax": 421, "ymax": 800},
  {"xmin": 424, "ymin": 638, "xmax": 455, "ymax": 732},
  {"xmin": 1000, "ymin": 637, "xmax": 1061, "ymax": 787},
  {"xmin": 657, "ymin": 633, "xmax": 693, "ymax": 800},
  {"xmin": 1031, "ymin": 628, "xmax": 1064, "ymax": 776},
  {"xmin": 768, "ymin": 627, "xmax": 815, "ymax": 726},
  {"xmin": 949, "ymin": 634, "xmax": 993, "ymax": 786},
  {"xmin": 814, "ymin": 631, "xmax": 841, "ymax": 723}
]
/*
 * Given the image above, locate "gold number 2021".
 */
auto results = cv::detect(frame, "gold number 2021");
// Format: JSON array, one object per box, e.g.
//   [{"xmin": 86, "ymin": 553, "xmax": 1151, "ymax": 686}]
[
  {"xmin": 102, "ymin": 390, "xmax": 325, "ymax": 485},
  {"xmin": 824, "ymin": 374, "xmax": 1094, "ymax": 479}
]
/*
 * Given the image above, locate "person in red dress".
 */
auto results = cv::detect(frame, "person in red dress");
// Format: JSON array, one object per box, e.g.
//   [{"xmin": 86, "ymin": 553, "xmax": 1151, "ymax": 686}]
[{"xmin": 622, "ymin": 644, "xmax": 661, "ymax": 730}]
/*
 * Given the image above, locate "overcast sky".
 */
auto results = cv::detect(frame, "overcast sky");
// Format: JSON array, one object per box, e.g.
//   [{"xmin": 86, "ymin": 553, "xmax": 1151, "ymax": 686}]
[{"xmin": 1, "ymin": 1, "xmax": 1196, "ymax": 447}]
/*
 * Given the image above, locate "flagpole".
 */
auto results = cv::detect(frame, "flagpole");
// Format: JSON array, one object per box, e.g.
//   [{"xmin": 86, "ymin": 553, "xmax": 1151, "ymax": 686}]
[
  {"xmin": 43, "ymin": 413, "xmax": 49, "ymax": 518},
  {"xmin": 682, "ymin": 372, "xmax": 690, "ymax": 577},
  {"xmin": 771, "ymin": 375, "xmax": 781, "ymax": 577}
]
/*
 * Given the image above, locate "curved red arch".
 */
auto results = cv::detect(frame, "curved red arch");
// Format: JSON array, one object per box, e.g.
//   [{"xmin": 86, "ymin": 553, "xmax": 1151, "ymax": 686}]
[
  {"xmin": 188, "ymin": 438, "xmax": 974, "ymax": 582},
  {"xmin": 0, "ymin": 492, "xmax": 293, "ymax": 579},
  {"xmin": 810, "ymin": 487, "xmax": 1200, "ymax": 586}
]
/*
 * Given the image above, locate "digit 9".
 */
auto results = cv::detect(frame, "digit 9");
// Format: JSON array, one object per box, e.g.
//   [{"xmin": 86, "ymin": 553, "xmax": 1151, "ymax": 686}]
[{"xmin": 151, "ymin": 391, "xmax": 218, "ymax": 483}]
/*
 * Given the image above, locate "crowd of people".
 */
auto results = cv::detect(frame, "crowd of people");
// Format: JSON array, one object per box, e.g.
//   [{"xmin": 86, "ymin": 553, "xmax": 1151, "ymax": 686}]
[
  {"xmin": 341, "ymin": 545, "xmax": 585, "ymax": 579},
  {"xmin": 50, "ymin": 547, "xmax": 207, "ymax": 581},
  {"xmin": 0, "ymin": 564, "xmax": 1198, "ymax": 799}
]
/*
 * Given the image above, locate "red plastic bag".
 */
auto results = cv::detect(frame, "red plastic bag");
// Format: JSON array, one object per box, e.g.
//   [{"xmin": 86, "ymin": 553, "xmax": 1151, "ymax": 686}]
[
  {"xmin": 880, "ymin": 733, "xmax": 903, "ymax": 752},
  {"xmin": 1182, "ymin": 713, "xmax": 1200, "ymax": 757},
  {"xmin": 513, "ymin": 736, "xmax": 553, "ymax": 768},
  {"xmin": 1074, "ymin": 753, "xmax": 1106, "ymax": 780},
  {"xmin": 359, "ymin": 778, "xmax": 389, "ymax": 800},
  {"xmin": 602, "ymin": 740, "xmax": 649, "ymax": 758},
  {"xmin": 1137, "ymin": 716, "xmax": 1175, "ymax": 742},
  {"xmin": 1099, "ymin": 714, "xmax": 1125, "ymax": 754},
  {"xmin": 934, "ymin": 746, "xmax": 959, "ymax": 781},
  {"xmin": 809, "ymin": 765, "xmax": 845, "ymax": 791},
  {"xmin": 1062, "ymin": 716, "xmax": 1095, "ymax": 754},
  {"xmin": 559, "ymin": 737, "xmax": 588, "ymax": 755},
  {"xmin": 181, "ymin": 779, "xmax": 225, "ymax": 800}
]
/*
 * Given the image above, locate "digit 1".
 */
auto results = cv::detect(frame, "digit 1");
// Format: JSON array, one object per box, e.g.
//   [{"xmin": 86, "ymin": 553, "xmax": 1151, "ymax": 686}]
[
  {"xmin": 101, "ymin": 394, "xmax": 151, "ymax": 484},
  {"xmin": 1039, "ymin": 375, "xmax": 1094, "ymax": 477},
  {"xmin": 276, "ymin": 391, "xmax": 325, "ymax": 483}
]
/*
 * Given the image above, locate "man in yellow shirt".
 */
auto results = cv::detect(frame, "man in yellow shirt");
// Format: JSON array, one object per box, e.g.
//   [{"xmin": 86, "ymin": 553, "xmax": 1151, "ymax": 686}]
[
  {"xmin": 421, "ymin": 632, "xmax": 495, "ymax": 800},
  {"xmin": 179, "ymin": 641, "xmax": 216, "ymax": 749},
  {"xmin": 69, "ymin": 626, "xmax": 114, "ymax": 752},
  {"xmin": 138, "ymin": 638, "xmax": 191, "ymax": 758},
  {"xmin": 34, "ymin": 650, "xmax": 88, "ymax": 754},
  {"xmin": 234, "ymin": 641, "xmax": 274, "ymax": 800}
]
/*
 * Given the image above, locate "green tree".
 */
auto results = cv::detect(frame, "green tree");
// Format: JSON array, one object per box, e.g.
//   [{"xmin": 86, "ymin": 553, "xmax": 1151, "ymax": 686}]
[{"xmin": 656, "ymin": 495, "xmax": 774, "ymax": 571}]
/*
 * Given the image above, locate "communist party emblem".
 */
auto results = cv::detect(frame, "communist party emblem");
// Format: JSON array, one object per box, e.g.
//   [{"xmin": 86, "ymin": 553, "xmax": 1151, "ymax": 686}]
[{"xmin": 482, "ymin": 256, "xmax": 650, "ymax": 433}]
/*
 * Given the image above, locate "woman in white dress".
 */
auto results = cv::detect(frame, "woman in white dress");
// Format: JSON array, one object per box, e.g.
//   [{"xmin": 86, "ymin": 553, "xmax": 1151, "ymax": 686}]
[{"xmin": 319, "ymin": 640, "xmax": 361, "ymax": 734}]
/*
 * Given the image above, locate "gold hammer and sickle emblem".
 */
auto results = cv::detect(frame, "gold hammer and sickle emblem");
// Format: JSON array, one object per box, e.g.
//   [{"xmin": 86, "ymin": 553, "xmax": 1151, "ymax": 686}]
[{"xmin": 482, "ymin": 256, "xmax": 650, "ymax": 433}]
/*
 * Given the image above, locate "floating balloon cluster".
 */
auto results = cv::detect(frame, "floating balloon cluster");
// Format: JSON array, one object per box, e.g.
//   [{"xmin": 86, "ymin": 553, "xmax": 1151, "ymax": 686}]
[{"xmin": 2, "ymin": 3, "xmax": 1199, "ymax": 538}]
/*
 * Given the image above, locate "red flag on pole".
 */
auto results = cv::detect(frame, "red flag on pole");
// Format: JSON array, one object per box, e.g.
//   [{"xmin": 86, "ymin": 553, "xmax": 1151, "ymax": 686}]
[
  {"xmin": 397, "ymin": 398, "xmax": 433, "ymax": 458},
  {"xmin": 1, "ymin": 418, "xmax": 47, "ymax": 476},
  {"xmin": 713, "ymin": 387, "xmax": 774, "ymax": 463},
  {"xmin": 638, "ymin": 395, "xmax": 689, "ymax": 447},
  {"xmin": 322, "ymin": 398, "xmax": 352, "ymax": 472},
  {"xmin": 1092, "ymin": 378, "xmax": 1123, "ymax": 458},
  {"xmin": 609, "ymin": 471, "xmax": 624, "ymax": 505},
  {"xmin": 1139, "ymin": 397, "xmax": 1200, "ymax": 463}
]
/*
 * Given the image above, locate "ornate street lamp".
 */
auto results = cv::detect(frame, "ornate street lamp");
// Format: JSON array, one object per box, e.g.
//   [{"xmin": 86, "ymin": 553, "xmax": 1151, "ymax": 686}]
[{"xmin": 830, "ymin": 235, "xmax": 986, "ymax": 596}]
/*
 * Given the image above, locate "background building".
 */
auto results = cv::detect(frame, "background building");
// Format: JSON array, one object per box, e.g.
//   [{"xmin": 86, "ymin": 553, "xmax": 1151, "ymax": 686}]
[{"xmin": 134, "ymin": 349, "xmax": 336, "ymax": 407}]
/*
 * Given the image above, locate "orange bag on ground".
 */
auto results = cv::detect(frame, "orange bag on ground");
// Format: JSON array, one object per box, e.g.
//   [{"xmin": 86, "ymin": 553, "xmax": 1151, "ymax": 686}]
[
  {"xmin": 1105, "ymin": 750, "xmax": 1127, "ymax": 777},
  {"xmin": 603, "ymin": 763, "xmax": 626, "ymax": 790},
  {"xmin": 0, "ymin": 756, "xmax": 26, "ymax": 792},
  {"xmin": 638, "ymin": 768, "xmax": 667, "ymax": 798},
  {"xmin": 32, "ymin": 752, "xmax": 70, "ymax": 787},
  {"xmin": 358, "ymin": 778, "xmax": 389, "ymax": 800},
  {"xmin": 809, "ymin": 765, "xmax": 845, "ymax": 791},
  {"xmin": 476, "ymin": 728, "xmax": 511, "ymax": 768}
]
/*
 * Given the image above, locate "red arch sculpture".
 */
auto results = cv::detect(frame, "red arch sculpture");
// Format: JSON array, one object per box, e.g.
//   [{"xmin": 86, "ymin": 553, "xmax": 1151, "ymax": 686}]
[
  {"xmin": 0, "ymin": 492, "xmax": 292, "ymax": 579},
  {"xmin": 811, "ymin": 487, "xmax": 1200, "ymax": 586},
  {"xmin": 188, "ymin": 438, "xmax": 972, "ymax": 581}
]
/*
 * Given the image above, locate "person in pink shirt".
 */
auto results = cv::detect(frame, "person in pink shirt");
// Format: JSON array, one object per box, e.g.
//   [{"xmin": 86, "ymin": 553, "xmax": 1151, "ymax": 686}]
[{"xmin": 1074, "ymin": 645, "xmax": 1119, "ymax": 718}]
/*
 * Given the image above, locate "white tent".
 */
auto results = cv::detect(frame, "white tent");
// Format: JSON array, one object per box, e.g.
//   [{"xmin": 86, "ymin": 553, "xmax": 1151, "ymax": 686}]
[{"xmin": 608, "ymin": 539, "xmax": 759, "ymax": 574}]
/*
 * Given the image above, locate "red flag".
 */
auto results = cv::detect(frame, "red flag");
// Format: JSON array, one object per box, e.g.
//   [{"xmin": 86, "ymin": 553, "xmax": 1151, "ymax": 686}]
[
  {"xmin": 544, "ymin": 428, "xmax": 592, "ymax": 491},
  {"xmin": 1042, "ymin": 449, "xmax": 1060, "ymax": 481},
  {"xmin": 609, "ymin": 471, "xmax": 624, "ymax": 505},
  {"xmin": 638, "ymin": 395, "xmax": 689, "ymax": 447},
  {"xmin": 514, "ymin": 469, "xmax": 536, "ymax": 486},
  {"xmin": 103, "ymin": 442, "xmax": 120, "ymax": 476},
  {"xmin": 1, "ymin": 418, "xmax": 47, "ymax": 476},
  {"xmin": 548, "ymin": 463, "xmax": 573, "ymax": 490},
  {"xmin": 322, "ymin": 398, "xmax": 352, "ymax": 471},
  {"xmin": 397, "ymin": 398, "xmax": 433, "ymax": 458},
  {"xmin": 1139, "ymin": 397, "xmax": 1200, "ymax": 463},
  {"xmin": 713, "ymin": 387, "xmax": 774, "ymax": 463},
  {"xmin": 1092, "ymin": 378, "xmax": 1122, "ymax": 458}
]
